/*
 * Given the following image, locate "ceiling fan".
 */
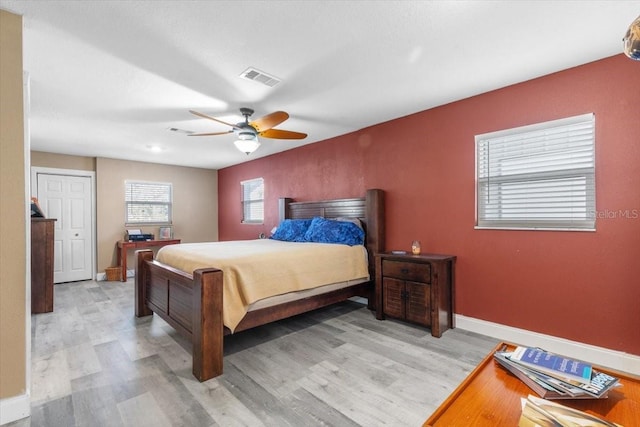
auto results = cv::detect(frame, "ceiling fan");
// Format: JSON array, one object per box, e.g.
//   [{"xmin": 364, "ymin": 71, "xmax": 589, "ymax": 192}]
[{"xmin": 188, "ymin": 107, "xmax": 307, "ymax": 154}]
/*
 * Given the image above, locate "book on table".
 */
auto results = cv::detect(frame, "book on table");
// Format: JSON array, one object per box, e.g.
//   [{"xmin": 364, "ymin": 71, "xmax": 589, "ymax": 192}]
[
  {"xmin": 518, "ymin": 395, "xmax": 622, "ymax": 427},
  {"xmin": 509, "ymin": 346, "xmax": 592, "ymax": 385},
  {"xmin": 494, "ymin": 348, "xmax": 620, "ymax": 400}
]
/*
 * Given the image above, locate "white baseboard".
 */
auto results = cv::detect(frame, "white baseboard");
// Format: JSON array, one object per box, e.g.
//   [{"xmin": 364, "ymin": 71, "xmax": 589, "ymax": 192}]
[
  {"xmin": 455, "ymin": 314, "xmax": 640, "ymax": 376},
  {"xmin": 0, "ymin": 393, "xmax": 30, "ymax": 426}
]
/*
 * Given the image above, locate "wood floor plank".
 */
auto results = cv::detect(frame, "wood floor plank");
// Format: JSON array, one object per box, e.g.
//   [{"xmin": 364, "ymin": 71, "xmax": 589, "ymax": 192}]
[
  {"xmin": 32, "ymin": 312, "xmax": 65, "ymax": 358},
  {"xmin": 31, "ymin": 349, "xmax": 72, "ymax": 406},
  {"xmin": 117, "ymin": 392, "xmax": 172, "ymax": 427},
  {"xmin": 71, "ymin": 384, "xmax": 124, "ymax": 427},
  {"xmin": 65, "ymin": 341, "xmax": 102, "ymax": 380},
  {"xmin": 139, "ymin": 369, "xmax": 215, "ymax": 427},
  {"xmin": 298, "ymin": 371, "xmax": 403, "ymax": 426},
  {"xmin": 314, "ymin": 359, "xmax": 427, "ymax": 426},
  {"xmin": 285, "ymin": 388, "xmax": 363, "ymax": 427},
  {"xmin": 28, "ymin": 395, "xmax": 77, "ymax": 427},
  {"xmin": 180, "ymin": 377, "xmax": 265, "ymax": 427},
  {"xmin": 226, "ymin": 342, "xmax": 307, "ymax": 398},
  {"xmin": 220, "ymin": 361, "xmax": 309, "ymax": 427}
]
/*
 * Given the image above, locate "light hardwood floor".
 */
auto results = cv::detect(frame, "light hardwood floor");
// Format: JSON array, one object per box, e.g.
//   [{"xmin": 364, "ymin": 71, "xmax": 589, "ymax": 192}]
[{"xmin": 10, "ymin": 279, "xmax": 499, "ymax": 426}]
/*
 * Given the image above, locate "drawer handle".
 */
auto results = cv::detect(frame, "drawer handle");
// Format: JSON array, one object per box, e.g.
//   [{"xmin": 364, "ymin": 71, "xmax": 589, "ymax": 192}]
[{"xmin": 401, "ymin": 268, "xmax": 409, "ymax": 274}]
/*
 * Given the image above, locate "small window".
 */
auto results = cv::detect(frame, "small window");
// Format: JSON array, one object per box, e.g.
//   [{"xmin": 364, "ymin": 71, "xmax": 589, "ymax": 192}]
[
  {"xmin": 475, "ymin": 113, "xmax": 595, "ymax": 231},
  {"xmin": 125, "ymin": 180, "xmax": 172, "ymax": 224},
  {"xmin": 241, "ymin": 178, "xmax": 264, "ymax": 224}
]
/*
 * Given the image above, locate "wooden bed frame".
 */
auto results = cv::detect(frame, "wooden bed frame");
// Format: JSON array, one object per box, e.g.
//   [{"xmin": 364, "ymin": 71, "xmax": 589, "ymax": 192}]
[{"xmin": 135, "ymin": 188, "xmax": 385, "ymax": 381}]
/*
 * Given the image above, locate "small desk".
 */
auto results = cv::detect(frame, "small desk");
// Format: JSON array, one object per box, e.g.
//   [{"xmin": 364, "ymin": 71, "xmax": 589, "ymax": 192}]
[
  {"xmin": 116, "ymin": 239, "xmax": 180, "ymax": 281},
  {"xmin": 424, "ymin": 342, "xmax": 640, "ymax": 426}
]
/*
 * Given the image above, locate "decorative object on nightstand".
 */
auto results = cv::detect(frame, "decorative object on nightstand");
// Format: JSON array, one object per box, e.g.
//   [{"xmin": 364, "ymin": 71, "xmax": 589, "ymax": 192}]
[
  {"xmin": 411, "ymin": 240, "xmax": 421, "ymax": 255},
  {"xmin": 375, "ymin": 252, "xmax": 456, "ymax": 337}
]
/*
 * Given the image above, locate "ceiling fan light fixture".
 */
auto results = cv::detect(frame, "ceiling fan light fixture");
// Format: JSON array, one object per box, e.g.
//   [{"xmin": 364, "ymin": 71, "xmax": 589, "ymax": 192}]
[
  {"xmin": 623, "ymin": 15, "xmax": 640, "ymax": 60},
  {"xmin": 237, "ymin": 130, "xmax": 257, "ymax": 140},
  {"xmin": 234, "ymin": 138, "xmax": 260, "ymax": 155}
]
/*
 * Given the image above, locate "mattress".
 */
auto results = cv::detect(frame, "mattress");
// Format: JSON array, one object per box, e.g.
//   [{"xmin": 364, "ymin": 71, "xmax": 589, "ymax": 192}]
[
  {"xmin": 156, "ymin": 239, "xmax": 369, "ymax": 331},
  {"xmin": 246, "ymin": 277, "xmax": 369, "ymax": 311}
]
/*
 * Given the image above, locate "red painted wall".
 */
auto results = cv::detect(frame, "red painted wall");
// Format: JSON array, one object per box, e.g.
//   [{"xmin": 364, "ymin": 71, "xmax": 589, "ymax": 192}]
[{"xmin": 219, "ymin": 55, "xmax": 640, "ymax": 355}]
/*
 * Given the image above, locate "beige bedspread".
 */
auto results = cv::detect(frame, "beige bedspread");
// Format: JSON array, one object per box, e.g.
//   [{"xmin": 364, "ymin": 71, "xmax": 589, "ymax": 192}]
[{"xmin": 156, "ymin": 239, "xmax": 369, "ymax": 332}]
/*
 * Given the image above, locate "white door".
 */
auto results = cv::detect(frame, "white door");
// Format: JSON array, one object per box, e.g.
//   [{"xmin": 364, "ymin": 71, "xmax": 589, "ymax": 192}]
[{"xmin": 37, "ymin": 173, "xmax": 93, "ymax": 283}]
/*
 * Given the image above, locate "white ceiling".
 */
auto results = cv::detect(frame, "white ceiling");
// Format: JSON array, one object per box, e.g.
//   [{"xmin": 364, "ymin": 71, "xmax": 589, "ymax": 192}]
[{"xmin": 2, "ymin": 1, "xmax": 638, "ymax": 170}]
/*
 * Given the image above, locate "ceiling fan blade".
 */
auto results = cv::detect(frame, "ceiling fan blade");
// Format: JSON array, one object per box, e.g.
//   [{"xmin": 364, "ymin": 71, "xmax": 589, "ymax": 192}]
[
  {"xmin": 259, "ymin": 129, "xmax": 308, "ymax": 140},
  {"xmin": 250, "ymin": 111, "xmax": 289, "ymax": 132},
  {"xmin": 189, "ymin": 110, "xmax": 238, "ymax": 128},
  {"xmin": 188, "ymin": 130, "xmax": 233, "ymax": 136}
]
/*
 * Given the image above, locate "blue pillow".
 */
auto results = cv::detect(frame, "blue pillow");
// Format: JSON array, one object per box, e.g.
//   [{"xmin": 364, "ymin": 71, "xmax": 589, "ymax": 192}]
[
  {"xmin": 303, "ymin": 216, "xmax": 365, "ymax": 246},
  {"xmin": 270, "ymin": 219, "xmax": 312, "ymax": 242}
]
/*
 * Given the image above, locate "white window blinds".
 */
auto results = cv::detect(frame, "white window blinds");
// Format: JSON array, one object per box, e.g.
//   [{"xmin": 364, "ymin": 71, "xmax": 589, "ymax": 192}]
[
  {"xmin": 125, "ymin": 180, "xmax": 172, "ymax": 224},
  {"xmin": 241, "ymin": 178, "xmax": 264, "ymax": 224},
  {"xmin": 476, "ymin": 113, "xmax": 595, "ymax": 230}
]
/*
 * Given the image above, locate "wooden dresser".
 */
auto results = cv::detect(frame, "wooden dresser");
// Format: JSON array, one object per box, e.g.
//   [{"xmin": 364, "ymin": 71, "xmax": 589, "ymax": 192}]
[
  {"xmin": 31, "ymin": 218, "xmax": 56, "ymax": 313},
  {"xmin": 375, "ymin": 252, "xmax": 456, "ymax": 337}
]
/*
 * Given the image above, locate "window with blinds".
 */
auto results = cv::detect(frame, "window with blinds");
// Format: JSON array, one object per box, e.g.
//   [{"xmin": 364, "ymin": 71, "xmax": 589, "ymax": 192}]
[
  {"xmin": 241, "ymin": 178, "xmax": 264, "ymax": 224},
  {"xmin": 475, "ymin": 113, "xmax": 595, "ymax": 230},
  {"xmin": 125, "ymin": 180, "xmax": 172, "ymax": 224}
]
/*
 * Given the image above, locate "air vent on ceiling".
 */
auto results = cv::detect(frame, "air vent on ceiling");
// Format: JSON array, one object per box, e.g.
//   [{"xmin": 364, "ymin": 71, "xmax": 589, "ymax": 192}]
[{"xmin": 239, "ymin": 67, "xmax": 281, "ymax": 87}]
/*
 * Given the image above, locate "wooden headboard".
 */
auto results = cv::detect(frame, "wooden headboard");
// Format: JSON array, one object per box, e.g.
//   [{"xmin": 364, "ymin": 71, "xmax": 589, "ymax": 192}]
[{"xmin": 278, "ymin": 189, "xmax": 385, "ymax": 275}]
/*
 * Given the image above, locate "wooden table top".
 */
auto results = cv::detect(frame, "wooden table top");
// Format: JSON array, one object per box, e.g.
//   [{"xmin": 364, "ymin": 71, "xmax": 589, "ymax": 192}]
[
  {"xmin": 118, "ymin": 238, "xmax": 180, "ymax": 248},
  {"xmin": 424, "ymin": 342, "xmax": 640, "ymax": 427}
]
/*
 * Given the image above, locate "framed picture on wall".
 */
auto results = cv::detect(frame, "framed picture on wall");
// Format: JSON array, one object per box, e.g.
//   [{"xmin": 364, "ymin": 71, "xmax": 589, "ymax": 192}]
[{"xmin": 159, "ymin": 226, "xmax": 173, "ymax": 240}]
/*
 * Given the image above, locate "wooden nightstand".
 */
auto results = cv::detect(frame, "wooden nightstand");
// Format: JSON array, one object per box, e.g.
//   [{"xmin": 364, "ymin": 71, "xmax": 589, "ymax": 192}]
[{"xmin": 375, "ymin": 252, "xmax": 456, "ymax": 337}]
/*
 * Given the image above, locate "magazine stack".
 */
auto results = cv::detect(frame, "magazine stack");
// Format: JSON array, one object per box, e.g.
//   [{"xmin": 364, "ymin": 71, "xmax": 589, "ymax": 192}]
[
  {"xmin": 518, "ymin": 395, "xmax": 622, "ymax": 427},
  {"xmin": 493, "ymin": 346, "xmax": 621, "ymax": 400}
]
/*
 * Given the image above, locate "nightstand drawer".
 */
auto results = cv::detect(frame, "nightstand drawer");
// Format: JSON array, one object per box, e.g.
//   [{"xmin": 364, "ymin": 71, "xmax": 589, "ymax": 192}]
[{"xmin": 382, "ymin": 260, "xmax": 431, "ymax": 283}]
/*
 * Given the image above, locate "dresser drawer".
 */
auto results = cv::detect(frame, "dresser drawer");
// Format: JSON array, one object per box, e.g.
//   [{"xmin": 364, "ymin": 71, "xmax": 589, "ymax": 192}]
[{"xmin": 382, "ymin": 260, "xmax": 431, "ymax": 283}]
